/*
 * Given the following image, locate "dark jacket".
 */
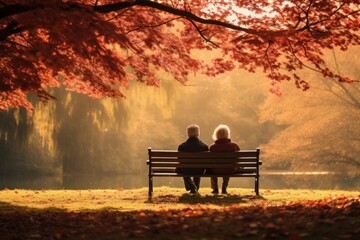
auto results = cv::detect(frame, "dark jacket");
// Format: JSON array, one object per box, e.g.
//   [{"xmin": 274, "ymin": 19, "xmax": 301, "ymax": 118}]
[
  {"xmin": 209, "ymin": 138, "xmax": 240, "ymax": 174},
  {"xmin": 177, "ymin": 137, "xmax": 209, "ymax": 175}
]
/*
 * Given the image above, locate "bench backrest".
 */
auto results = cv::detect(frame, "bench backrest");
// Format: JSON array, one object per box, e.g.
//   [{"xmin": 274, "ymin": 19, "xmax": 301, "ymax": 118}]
[{"xmin": 148, "ymin": 147, "xmax": 261, "ymax": 170}]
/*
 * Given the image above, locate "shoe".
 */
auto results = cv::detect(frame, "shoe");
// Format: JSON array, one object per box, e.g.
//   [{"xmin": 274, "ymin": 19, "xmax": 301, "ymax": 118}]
[
  {"xmin": 211, "ymin": 188, "xmax": 219, "ymax": 194},
  {"xmin": 190, "ymin": 188, "xmax": 198, "ymax": 194},
  {"xmin": 222, "ymin": 187, "xmax": 228, "ymax": 194}
]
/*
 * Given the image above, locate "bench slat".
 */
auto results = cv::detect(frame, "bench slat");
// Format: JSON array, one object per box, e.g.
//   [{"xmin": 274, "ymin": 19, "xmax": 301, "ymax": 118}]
[
  {"xmin": 150, "ymin": 151, "xmax": 259, "ymax": 158},
  {"xmin": 147, "ymin": 159, "xmax": 262, "ymax": 165},
  {"xmin": 150, "ymin": 160, "xmax": 260, "ymax": 164},
  {"xmin": 149, "ymin": 157, "xmax": 259, "ymax": 162},
  {"xmin": 151, "ymin": 167, "xmax": 257, "ymax": 171},
  {"xmin": 151, "ymin": 169, "xmax": 257, "ymax": 174},
  {"xmin": 150, "ymin": 163, "xmax": 259, "ymax": 168},
  {"xmin": 151, "ymin": 172, "xmax": 259, "ymax": 177}
]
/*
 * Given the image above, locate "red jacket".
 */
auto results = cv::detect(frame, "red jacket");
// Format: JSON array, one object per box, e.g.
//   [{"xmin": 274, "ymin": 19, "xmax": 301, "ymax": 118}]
[{"xmin": 209, "ymin": 138, "xmax": 240, "ymax": 174}]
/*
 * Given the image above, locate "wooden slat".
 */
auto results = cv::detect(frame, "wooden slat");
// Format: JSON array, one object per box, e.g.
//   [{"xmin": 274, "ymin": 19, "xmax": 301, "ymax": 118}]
[
  {"xmin": 151, "ymin": 173, "xmax": 258, "ymax": 177},
  {"xmin": 149, "ymin": 160, "xmax": 259, "ymax": 165},
  {"xmin": 149, "ymin": 158, "xmax": 259, "ymax": 163},
  {"xmin": 151, "ymin": 166, "xmax": 257, "ymax": 171},
  {"xmin": 150, "ymin": 163, "xmax": 258, "ymax": 168},
  {"xmin": 150, "ymin": 150, "xmax": 259, "ymax": 158},
  {"xmin": 146, "ymin": 159, "xmax": 262, "ymax": 165},
  {"xmin": 151, "ymin": 170, "xmax": 258, "ymax": 174},
  {"xmin": 152, "ymin": 169, "xmax": 176, "ymax": 173},
  {"xmin": 150, "ymin": 163, "xmax": 235, "ymax": 168},
  {"xmin": 236, "ymin": 169, "xmax": 257, "ymax": 173}
]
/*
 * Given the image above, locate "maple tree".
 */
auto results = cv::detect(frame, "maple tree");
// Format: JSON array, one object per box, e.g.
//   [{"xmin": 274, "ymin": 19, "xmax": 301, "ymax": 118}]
[{"xmin": 1, "ymin": 0, "xmax": 359, "ymax": 110}]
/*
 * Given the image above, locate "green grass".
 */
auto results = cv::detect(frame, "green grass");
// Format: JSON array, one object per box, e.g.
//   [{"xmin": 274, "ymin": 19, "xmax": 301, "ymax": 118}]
[{"xmin": 1, "ymin": 187, "xmax": 359, "ymax": 212}]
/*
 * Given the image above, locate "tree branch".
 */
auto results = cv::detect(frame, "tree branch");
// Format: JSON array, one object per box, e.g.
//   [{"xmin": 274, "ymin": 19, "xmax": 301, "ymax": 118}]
[
  {"xmin": 297, "ymin": 3, "xmax": 360, "ymax": 32},
  {"xmin": 328, "ymin": 50, "xmax": 360, "ymax": 109},
  {"xmin": 93, "ymin": 0, "xmax": 258, "ymax": 35},
  {"xmin": 304, "ymin": 0, "xmax": 314, "ymax": 29},
  {"xmin": 261, "ymin": 42, "xmax": 274, "ymax": 70},
  {"xmin": 0, "ymin": 4, "xmax": 37, "ymax": 20},
  {"xmin": 185, "ymin": 18, "xmax": 219, "ymax": 48},
  {"xmin": 125, "ymin": 16, "xmax": 182, "ymax": 34},
  {"xmin": 3, "ymin": 0, "xmax": 358, "ymax": 41},
  {"xmin": 5, "ymin": 39, "xmax": 29, "ymax": 48},
  {"xmin": 286, "ymin": 39, "xmax": 323, "ymax": 74},
  {"xmin": 0, "ymin": 21, "xmax": 23, "ymax": 41},
  {"xmin": 320, "ymin": 77, "xmax": 357, "ymax": 108},
  {"xmin": 105, "ymin": 8, "xmax": 131, "ymax": 22},
  {"xmin": 331, "ymin": 79, "xmax": 360, "ymax": 109}
]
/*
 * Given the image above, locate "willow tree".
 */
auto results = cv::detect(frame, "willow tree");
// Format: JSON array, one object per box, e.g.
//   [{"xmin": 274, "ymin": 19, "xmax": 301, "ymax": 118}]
[
  {"xmin": 1, "ymin": 0, "xmax": 359, "ymax": 110},
  {"xmin": 259, "ymin": 47, "xmax": 360, "ymax": 177}
]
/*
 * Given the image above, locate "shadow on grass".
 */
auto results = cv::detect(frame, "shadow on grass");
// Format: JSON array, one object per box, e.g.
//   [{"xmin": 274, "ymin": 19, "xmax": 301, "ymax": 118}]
[
  {"xmin": 0, "ymin": 201, "xmax": 127, "ymax": 213},
  {"xmin": 0, "ymin": 201, "xmax": 64, "ymax": 212},
  {"xmin": 0, "ymin": 201, "xmax": 39, "ymax": 212},
  {"xmin": 148, "ymin": 194, "xmax": 265, "ymax": 205}
]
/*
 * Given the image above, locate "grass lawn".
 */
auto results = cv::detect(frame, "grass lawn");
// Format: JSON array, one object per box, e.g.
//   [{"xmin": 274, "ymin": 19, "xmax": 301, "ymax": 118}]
[
  {"xmin": 1, "ymin": 187, "xmax": 358, "ymax": 211},
  {"xmin": 1, "ymin": 187, "xmax": 359, "ymax": 239}
]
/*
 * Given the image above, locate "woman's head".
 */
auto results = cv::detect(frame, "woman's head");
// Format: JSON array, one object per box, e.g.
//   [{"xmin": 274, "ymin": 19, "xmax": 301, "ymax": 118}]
[{"xmin": 212, "ymin": 124, "xmax": 230, "ymax": 140}]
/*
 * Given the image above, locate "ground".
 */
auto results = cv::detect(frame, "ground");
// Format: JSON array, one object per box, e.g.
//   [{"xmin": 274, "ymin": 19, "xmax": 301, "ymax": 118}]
[{"xmin": 0, "ymin": 187, "xmax": 359, "ymax": 239}]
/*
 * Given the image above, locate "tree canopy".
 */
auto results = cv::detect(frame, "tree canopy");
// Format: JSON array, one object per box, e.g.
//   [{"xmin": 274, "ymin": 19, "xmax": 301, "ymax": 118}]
[{"xmin": 1, "ymin": 0, "xmax": 359, "ymax": 110}]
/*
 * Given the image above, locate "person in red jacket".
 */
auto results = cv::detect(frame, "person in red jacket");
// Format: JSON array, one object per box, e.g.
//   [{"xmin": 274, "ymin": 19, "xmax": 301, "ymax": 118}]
[{"xmin": 209, "ymin": 124, "xmax": 240, "ymax": 194}]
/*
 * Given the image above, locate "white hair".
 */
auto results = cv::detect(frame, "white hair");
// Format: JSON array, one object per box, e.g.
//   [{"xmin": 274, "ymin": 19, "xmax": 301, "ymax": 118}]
[{"xmin": 212, "ymin": 124, "xmax": 230, "ymax": 140}]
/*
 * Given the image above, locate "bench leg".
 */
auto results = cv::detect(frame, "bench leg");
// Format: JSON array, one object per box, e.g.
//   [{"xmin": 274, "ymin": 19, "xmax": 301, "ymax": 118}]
[
  {"xmin": 255, "ymin": 177, "xmax": 259, "ymax": 195},
  {"xmin": 148, "ymin": 176, "xmax": 153, "ymax": 199}
]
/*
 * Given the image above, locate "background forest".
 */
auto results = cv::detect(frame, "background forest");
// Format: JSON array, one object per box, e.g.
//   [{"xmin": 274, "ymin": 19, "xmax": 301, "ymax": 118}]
[{"xmin": 0, "ymin": 47, "xmax": 359, "ymax": 189}]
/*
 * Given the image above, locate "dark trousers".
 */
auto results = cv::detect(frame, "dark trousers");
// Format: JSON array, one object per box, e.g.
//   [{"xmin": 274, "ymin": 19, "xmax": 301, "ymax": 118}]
[
  {"xmin": 210, "ymin": 177, "xmax": 230, "ymax": 189},
  {"xmin": 183, "ymin": 176, "xmax": 201, "ymax": 191}
]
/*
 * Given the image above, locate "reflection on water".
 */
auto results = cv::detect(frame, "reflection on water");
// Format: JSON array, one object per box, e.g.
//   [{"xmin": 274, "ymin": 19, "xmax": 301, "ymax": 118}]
[
  {"xmin": 0, "ymin": 174, "xmax": 63, "ymax": 190},
  {"xmin": 263, "ymin": 171, "xmax": 337, "ymax": 175},
  {"xmin": 1, "ymin": 172, "xmax": 359, "ymax": 191},
  {"xmin": 62, "ymin": 174, "xmax": 146, "ymax": 190}
]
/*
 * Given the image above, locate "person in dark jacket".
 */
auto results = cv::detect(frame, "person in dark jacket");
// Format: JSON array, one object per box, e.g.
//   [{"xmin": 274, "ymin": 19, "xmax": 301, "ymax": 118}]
[
  {"xmin": 177, "ymin": 124, "xmax": 209, "ymax": 194},
  {"xmin": 209, "ymin": 124, "xmax": 240, "ymax": 194}
]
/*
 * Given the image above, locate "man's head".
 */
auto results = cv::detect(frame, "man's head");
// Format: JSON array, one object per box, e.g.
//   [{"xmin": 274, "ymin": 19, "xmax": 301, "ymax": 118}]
[{"xmin": 187, "ymin": 124, "xmax": 200, "ymax": 138}]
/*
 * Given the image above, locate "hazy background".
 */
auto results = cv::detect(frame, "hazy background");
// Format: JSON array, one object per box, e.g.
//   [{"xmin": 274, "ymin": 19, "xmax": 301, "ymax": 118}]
[{"xmin": 1, "ymin": 47, "xmax": 359, "ymax": 191}]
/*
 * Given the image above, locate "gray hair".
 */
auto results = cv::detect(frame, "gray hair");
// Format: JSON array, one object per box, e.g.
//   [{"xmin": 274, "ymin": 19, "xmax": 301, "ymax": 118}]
[{"xmin": 187, "ymin": 124, "xmax": 200, "ymax": 137}]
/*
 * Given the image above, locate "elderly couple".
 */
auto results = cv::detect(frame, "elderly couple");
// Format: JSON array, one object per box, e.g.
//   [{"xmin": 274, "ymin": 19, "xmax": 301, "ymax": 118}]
[{"xmin": 177, "ymin": 124, "xmax": 240, "ymax": 195}]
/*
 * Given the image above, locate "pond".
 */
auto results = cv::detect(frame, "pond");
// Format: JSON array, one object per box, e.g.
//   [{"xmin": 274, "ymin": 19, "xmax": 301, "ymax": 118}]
[{"xmin": 1, "ymin": 171, "xmax": 359, "ymax": 191}]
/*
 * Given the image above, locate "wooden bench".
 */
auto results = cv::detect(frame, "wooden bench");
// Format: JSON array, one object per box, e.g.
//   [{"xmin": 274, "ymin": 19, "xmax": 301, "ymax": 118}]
[{"xmin": 147, "ymin": 147, "xmax": 262, "ymax": 198}]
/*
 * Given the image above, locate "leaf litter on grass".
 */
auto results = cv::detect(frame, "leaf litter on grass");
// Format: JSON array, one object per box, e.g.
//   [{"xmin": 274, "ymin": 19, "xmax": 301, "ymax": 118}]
[
  {"xmin": 0, "ymin": 188, "xmax": 359, "ymax": 239},
  {"xmin": 1, "ymin": 195, "xmax": 359, "ymax": 239}
]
